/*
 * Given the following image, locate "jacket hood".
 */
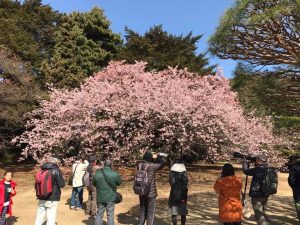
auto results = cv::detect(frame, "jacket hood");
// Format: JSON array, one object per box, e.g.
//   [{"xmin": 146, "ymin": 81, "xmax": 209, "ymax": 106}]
[
  {"xmin": 217, "ymin": 175, "xmax": 242, "ymax": 188},
  {"xmin": 171, "ymin": 163, "xmax": 186, "ymax": 172},
  {"xmin": 41, "ymin": 162, "xmax": 59, "ymax": 170}
]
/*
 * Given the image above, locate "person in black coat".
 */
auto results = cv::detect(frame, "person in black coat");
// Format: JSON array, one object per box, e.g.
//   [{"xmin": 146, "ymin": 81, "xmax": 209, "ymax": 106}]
[
  {"xmin": 137, "ymin": 151, "xmax": 165, "ymax": 225},
  {"xmin": 168, "ymin": 159, "xmax": 188, "ymax": 225},
  {"xmin": 243, "ymin": 154, "xmax": 270, "ymax": 225},
  {"xmin": 288, "ymin": 154, "xmax": 300, "ymax": 222}
]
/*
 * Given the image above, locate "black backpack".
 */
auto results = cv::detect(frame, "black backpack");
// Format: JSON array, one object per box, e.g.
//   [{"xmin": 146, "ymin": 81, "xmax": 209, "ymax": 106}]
[
  {"xmin": 133, "ymin": 163, "xmax": 150, "ymax": 196},
  {"xmin": 261, "ymin": 167, "xmax": 278, "ymax": 196},
  {"xmin": 171, "ymin": 171, "xmax": 188, "ymax": 203}
]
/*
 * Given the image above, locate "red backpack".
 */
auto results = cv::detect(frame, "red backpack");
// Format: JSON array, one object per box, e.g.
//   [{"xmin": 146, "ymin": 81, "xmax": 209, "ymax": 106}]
[{"xmin": 35, "ymin": 169, "xmax": 53, "ymax": 198}]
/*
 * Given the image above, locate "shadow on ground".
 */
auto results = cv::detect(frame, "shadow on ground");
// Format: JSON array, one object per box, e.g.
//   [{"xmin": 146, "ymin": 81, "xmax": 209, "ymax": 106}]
[
  {"xmin": 7, "ymin": 216, "xmax": 18, "ymax": 224},
  {"xmin": 117, "ymin": 192, "xmax": 299, "ymax": 225},
  {"xmin": 82, "ymin": 216, "xmax": 107, "ymax": 225}
]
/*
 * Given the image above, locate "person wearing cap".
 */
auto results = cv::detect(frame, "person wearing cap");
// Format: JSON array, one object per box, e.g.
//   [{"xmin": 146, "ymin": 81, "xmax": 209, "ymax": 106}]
[
  {"xmin": 242, "ymin": 154, "xmax": 270, "ymax": 225},
  {"xmin": 288, "ymin": 154, "xmax": 300, "ymax": 222}
]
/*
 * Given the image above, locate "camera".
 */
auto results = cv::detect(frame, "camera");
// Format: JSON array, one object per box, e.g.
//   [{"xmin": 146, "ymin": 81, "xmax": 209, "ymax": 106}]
[
  {"xmin": 151, "ymin": 152, "xmax": 168, "ymax": 158},
  {"xmin": 158, "ymin": 153, "xmax": 168, "ymax": 157},
  {"xmin": 233, "ymin": 152, "xmax": 256, "ymax": 163}
]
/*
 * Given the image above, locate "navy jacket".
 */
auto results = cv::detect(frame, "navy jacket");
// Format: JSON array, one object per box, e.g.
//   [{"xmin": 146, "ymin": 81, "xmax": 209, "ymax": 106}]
[
  {"xmin": 288, "ymin": 162, "xmax": 300, "ymax": 201},
  {"xmin": 243, "ymin": 162, "xmax": 269, "ymax": 198}
]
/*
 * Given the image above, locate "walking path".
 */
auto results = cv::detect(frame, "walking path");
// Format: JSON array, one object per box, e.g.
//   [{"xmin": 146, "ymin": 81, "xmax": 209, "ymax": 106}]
[{"xmin": 4, "ymin": 168, "xmax": 299, "ymax": 224}]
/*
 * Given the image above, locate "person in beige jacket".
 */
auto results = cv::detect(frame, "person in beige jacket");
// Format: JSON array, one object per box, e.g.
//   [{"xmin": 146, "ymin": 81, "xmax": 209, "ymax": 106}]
[{"xmin": 70, "ymin": 155, "xmax": 89, "ymax": 210}]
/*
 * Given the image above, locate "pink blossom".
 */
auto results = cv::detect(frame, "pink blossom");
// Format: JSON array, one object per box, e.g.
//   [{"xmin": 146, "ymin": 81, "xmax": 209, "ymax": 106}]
[{"xmin": 14, "ymin": 61, "xmax": 283, "ymax": 164}]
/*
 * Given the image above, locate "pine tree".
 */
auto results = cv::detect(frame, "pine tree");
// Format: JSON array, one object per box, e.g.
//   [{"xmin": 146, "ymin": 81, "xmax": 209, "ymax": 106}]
[
  {"xmin": 42, "ymin": 7, "xmax": 121, "ymax": 89},
  {"xmin": 0, "ymin": 0, "xmax": 61, "ymax": 73},
  {"xmin": 117, "ymin": 25, "xmax": 215, "ymax": 75},
  {"xmin": 209, "ymin": 0, "xmax": 300, "ymax": 74}
]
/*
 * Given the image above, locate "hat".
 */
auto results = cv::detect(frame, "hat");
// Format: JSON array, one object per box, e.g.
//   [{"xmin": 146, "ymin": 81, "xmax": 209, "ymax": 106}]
[
  {"xmin": 143, "ymin": 151, "xmax": 153, "ymax": 162},
  {"xmin": 257, "ymin": 154, "xmax": 268, "ymax": 162},
  {"xmin": 75, "ymin": 155, "xmax": 82, "ymax": 161}
]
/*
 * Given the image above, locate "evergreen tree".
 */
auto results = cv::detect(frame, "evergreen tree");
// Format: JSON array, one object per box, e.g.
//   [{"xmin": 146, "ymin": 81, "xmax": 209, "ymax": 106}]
[
  {"xmin": 209, "ymin": 0, "xmax": 300, "ymax": 74},
  {"xmin": 42, "ymin": 7, "xmax": 121, "ymax": 89},
  {"xmin": 0, "ymin": 0, "xmax": 61, "ymax": 73},
  {"xmin": 0, "ymin": 46, "xmax": 45, "ymax": 161},
  {"xmin": 117, "ymin": 25, "xmax": 215, "ymax": 75},
  {"xmin": 231, "ymin": 63, "xmax": 300, "ymax": 117}
]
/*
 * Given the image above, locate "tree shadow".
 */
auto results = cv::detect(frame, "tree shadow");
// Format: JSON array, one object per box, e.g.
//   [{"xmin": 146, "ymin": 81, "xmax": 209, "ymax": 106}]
[
  {"xmin": 265, "ymin": 195, "xmax": 299, "ymax": 225},
  {"xmin": 7, "ymin": 216, "xmax": 18, "ymax": 224},
  {"xmin": 82, "ymin": 216, "xmax": 109, "ymax": 225},
  {"xmin": 65, "ymin": 197, "xmax": 71, "ymax": 206},
  {"xmin": 117, "ymin": 192, "xmax": 299, "ymax": 225}
]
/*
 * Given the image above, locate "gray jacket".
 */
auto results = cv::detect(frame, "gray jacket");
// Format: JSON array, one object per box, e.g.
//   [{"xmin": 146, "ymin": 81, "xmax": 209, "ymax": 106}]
[{"xmin": 137, "ymin": 157, "xmax": 164, "ymax": 198}]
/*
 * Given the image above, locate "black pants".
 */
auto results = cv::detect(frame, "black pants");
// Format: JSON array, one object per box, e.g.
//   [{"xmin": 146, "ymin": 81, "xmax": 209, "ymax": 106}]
[
  {"xmin": 223, "ymin": 223, "xmax": 241, "ymax": 225},
  {"xmin": 138, "ymin": 196, "xmax": 156, "ymax": 225}
]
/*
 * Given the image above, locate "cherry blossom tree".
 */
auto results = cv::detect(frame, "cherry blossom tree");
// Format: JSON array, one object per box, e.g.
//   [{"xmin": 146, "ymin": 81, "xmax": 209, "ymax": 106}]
[{"xmin": 14, "ymin": 61, "xmax": 280, "ymax": 163}]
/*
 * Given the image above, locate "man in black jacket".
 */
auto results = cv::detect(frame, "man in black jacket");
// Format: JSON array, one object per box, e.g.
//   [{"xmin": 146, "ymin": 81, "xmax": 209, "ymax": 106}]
[
  {"xmin": 243, "ymin": 154, "xmax": 269, "ymax": 225},
  {"xmin": 288, "ymin": 154, "xmax": 300, "ymax": 222},
  {"xmin": 137, "ymin": 151, "xmax": 165, "ymax": 225},
  {"xmin": 35, "ymin": 154, "xmax": 65, "ymax": 225}
]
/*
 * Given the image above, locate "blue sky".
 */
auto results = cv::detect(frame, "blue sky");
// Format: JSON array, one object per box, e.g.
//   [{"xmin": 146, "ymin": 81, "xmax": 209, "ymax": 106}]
[{"xmin": 42, "ymin": 0, "xmax": 237, "ymax": 78}]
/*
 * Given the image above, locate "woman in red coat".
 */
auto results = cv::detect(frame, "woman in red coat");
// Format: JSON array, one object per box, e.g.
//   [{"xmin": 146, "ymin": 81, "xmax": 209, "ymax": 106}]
[{"xmin": 0, "ymin": 171, "xmax": 16, "ymax": 225}]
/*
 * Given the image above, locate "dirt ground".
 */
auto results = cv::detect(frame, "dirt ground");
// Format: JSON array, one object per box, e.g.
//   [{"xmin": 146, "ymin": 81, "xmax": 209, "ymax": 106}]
[{"xmin": 1, "ymin": 164, "xmax": 299, "ymax": 225}]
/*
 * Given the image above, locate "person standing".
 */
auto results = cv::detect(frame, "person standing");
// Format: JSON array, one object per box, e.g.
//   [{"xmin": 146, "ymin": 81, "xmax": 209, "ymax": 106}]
[
  {"xmin": 35, "ymin": 154, "xmax": 65, "ymax": 225},
  {"xmin": 93, "ymin": 160, "xmax": 122, "ymax": 225},
  {"xmin": 0, "ymin": 171, "xmax": 17, "ymax": 225},
  {"xmin": 288, "ymin": 154, "xmax": 300, "ymax": 222},
  {"xmin": 243, "ymin": 154, "xmax": 270, "ymax": 225},
  {"xmin": 214, "ymin": 163, "xmax": 242, "ymax": 225},
  {"xmin": 70, "ymin": 155, "xmax": 89, "ymax": 210},
  {"xmin": 136, "ymin": 151, "xmax": 165, "ymax": 225},
  {"xmin": 85, "ymin": 155, "xmax": 102, "ymax": 217},
  {"xmin": 168, "ymin": 159, "xmax": 188, "ymax": 225}
]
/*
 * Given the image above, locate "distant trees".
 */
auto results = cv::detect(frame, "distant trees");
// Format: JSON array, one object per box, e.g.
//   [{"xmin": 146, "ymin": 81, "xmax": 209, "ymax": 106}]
[
  {"xmin": 117, "ymin": 25, "xmax": 215, "ymax": 75},
  {"xmin": 42, "ymin": 7, "xmax": 121, "ymax": 89},
  {"xmin": 209, "ymin": 0, "xmax": 300, "ymax": 74}
]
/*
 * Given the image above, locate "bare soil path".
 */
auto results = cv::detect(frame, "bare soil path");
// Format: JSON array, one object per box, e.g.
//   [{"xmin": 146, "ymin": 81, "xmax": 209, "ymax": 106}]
[{"xmin": 1, "ymin": 164, "xmax": 298, "ymax": 225}]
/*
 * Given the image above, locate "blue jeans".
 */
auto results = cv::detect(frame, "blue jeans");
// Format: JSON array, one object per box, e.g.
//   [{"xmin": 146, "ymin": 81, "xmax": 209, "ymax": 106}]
[
  {"xmin": 70, "ymin": 186, "xmax": 84, "ymax": 209},
  {"xmin": 95, "ymin": 202, "xmax": 115, "ymax": 225}
]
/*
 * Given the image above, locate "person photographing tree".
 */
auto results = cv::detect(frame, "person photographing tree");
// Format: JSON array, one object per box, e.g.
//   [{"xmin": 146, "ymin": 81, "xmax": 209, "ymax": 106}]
[
  {"xmin": 134, "ymin": 151, "xmax": 166, "ymax": 225},
  {"xmin": 242, "ymin": 153, "xmax": 277, "ymax": 225}
]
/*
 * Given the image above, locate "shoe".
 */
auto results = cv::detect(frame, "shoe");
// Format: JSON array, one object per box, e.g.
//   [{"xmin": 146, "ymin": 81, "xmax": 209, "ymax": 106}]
[
  {"xmin": 76, "ymin": 207, "xmax": 84, "ymax": 211},
  {"xmin": 70, "ymin": 206, "xmax": 75, "ymax": 210}
]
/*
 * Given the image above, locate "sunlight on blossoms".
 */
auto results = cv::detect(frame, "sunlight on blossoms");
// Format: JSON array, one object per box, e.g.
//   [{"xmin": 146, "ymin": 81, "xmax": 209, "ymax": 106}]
[{"xmin": 14, "ymin": 61, "xmax": 282, "ymax": 164}]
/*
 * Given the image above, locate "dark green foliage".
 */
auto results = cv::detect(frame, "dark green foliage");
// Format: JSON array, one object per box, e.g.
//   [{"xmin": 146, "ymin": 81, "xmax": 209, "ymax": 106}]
[
  {"xmin": 231, "ymin": 63, "xmax": 300, "ymax": 117},
  {"xmin": 117, "ymin": 25, "xmax": 215, "ymax": 75},
  {"xmin": 0, "ymin": 46, "xmax": 45, "ymax": 162},
  {"xmin": 231, "ymin": 63, "xmax": 300, "ymax": 155},
  {"xmin": 0, "ymin": 0, "xmax": 62, "ymax": 73},
  {"xmin": 42, "ymin": 7, "xmax": 122, "ymax": 89}
]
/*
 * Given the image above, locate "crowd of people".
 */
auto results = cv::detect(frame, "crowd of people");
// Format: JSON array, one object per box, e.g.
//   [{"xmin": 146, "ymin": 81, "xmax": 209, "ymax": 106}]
[{"xmin": 1, "ymin": 152, "xmax": 300, "ymax": 225}]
